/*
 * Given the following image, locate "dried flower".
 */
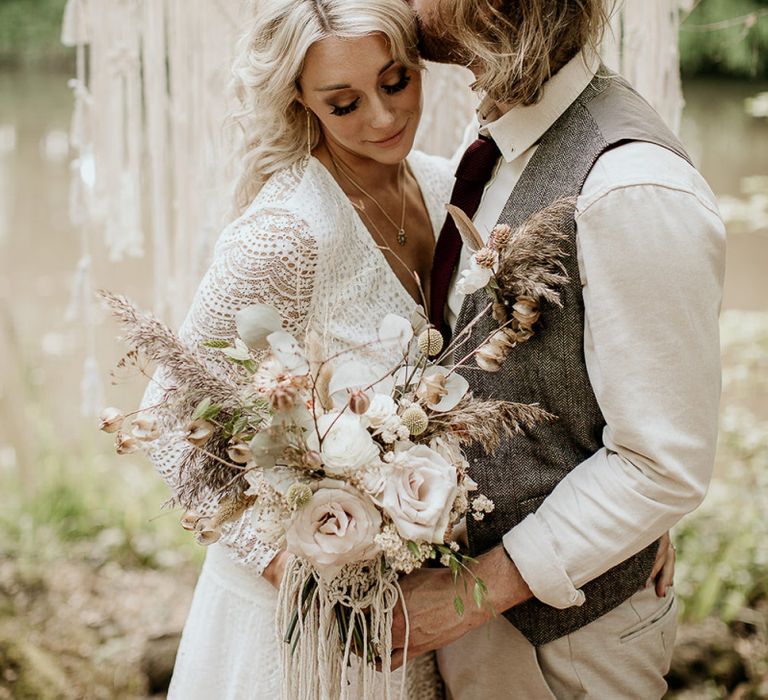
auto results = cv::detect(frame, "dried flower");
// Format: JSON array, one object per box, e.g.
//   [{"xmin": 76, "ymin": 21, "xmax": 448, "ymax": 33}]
[
  {"xmin": 301, "ymin": 450, "xmax": 323, "ymax": 471},
  {"xmin": 99, "ymin": 407, "xmax": 124, "ymax": 433},
  {"xmin": 348, "ymin": 390, "xmax": 371, "ymax": 415},
  {"xmin": 185, "ymin": 419, "xmax": 214, "ymax": 447},
  {"xmin": 286, "ymin": 482, "xmax": 313, "ymax": 509},
  {"xmin": 115, "ymin": 431, "xmax": 140, "ymax": 455},
  {"xmin": 227, "ymin": 439, "xmax": 251, "ymax": 464},
  {"xmin": 492, "ymin": 302, "xmax": 508, "ymax": 324},
  {"xmin": 474, "ymin": 247, "xmax": 499, "ymax": 269},
  {"xmin": 130, "ymin": 414, "xmax": 159, "ymax": 441},
  {"xmin": 270, "ymin": 385, "xmax": 298, "ymax": 412},
  {"xmin": 180, "ymin": 510, "xmax": 201, "ymax": 531},
  {"xmin": 417, "ymin": 372, "xmax": 447, "ymax": 406},
  {"xmin": 471, "ymin": 494, "xmax": 495, "ymax": 521},
  {"xmin": 488, "ymin": 223, "xmax": 512, "ymax": 250},
  {"xmin": 417, "ymin": 328, "xmax": 444, "ymax": 357},
  {"xmin": 512, "ymin": 296, "xmax": 540, "ymax": 327},
  {"xmin": 193, "ymin": 516, "xmax": 222, "ymax": 545},
  {"xmin": 401, "ymin": 404, "xmax": 429, "ymax": 436},
  {"xmin": 474, "ymin": 342, "xmax": 507, "ymax": 373}
]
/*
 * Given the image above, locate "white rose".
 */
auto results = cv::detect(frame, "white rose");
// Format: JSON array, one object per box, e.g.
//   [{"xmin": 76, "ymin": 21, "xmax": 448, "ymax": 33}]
[
  {"xmin": 363, "ymin": 393, "xmax": 398, "ymax": 429},
  {"xmin": 456, "ymin": 259, "xmax": 493, "ymax": 295},
  {"xmin": 374, "ymin": 444, "xmax": 458, "ymax": 544},
  {"xmin": 308, "ymin": 412, "xmax": 381, "ymax": 477},
  {"xmin": 285, "ymin": 479, "xmax": 382, "ymax": 580}
]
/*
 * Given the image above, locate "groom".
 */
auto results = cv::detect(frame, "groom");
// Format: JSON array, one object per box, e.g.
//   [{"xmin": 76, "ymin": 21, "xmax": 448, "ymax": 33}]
[{"xmin": 394, "ymin": 1, "xmax": 726, "ymax": 697}]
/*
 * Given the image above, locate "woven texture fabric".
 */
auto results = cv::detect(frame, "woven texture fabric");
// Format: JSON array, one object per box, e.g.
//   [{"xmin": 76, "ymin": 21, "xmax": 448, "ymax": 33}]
[{"xmin": 453, "ymin": 71, "xmax": 689, "ymax": 647}]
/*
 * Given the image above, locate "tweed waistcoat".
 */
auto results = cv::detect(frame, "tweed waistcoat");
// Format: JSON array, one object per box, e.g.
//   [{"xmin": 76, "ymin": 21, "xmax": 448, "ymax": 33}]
[{"xmin": 453, "ymin": 70, "xmax": 691, "ymax": 647}]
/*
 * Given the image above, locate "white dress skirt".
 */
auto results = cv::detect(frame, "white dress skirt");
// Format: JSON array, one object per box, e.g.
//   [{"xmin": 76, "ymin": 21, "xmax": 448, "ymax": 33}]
[{"xmin": 169, "ymin": 545, "xmax": 445, "ymax": 699}]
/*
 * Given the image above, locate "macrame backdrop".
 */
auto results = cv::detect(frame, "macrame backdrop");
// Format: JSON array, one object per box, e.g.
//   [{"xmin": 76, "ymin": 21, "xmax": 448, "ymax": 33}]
[{"xmin": 61, "ymin": 0, "xmax": 689, "ymax": 414}]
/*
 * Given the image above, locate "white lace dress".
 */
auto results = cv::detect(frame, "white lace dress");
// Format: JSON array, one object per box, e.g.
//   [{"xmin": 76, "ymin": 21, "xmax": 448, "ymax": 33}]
[{"xmin": 142, "ymin": 151, "xmax": 454, "ymax": 699}]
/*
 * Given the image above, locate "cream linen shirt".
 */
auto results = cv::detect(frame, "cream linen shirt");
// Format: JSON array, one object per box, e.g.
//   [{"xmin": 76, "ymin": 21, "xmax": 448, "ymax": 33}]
[{"xmin": 446, "ymin": 53, "xmax": 727, "ymax": 609}]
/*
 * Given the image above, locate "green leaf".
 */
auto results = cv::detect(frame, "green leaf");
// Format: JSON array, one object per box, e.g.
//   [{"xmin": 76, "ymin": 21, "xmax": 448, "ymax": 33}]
[
  {"xmin": 407, "ymin": 540, "xmax": 420, "ymax": 557},
  {"xmin": 453, "ymin": 595, "xmax": 465, "ymax": 617},
  {"xmin": 448, "ymin": 556, "xmax": 460, "ymax": 578},
  {"xmin": 233, "ymin": 416, "xmax": 249, "ymax": 435},
  {"xmin": 202, "ymin": 339, "xmax": 231, "ymax": 349},
  {"xmin": 473, "ymin": 580, "xmax": 485, "ymax": 609},
  {"xmin": 192, "ymin": 398, "xmax": 212, "ymax": 421}
]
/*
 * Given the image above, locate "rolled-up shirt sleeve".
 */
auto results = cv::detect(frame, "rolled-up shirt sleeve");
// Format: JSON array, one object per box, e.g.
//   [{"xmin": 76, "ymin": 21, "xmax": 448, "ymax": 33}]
[{"xmin": 502, "ymin": 144, "xmax": 727, "ymax": 608}]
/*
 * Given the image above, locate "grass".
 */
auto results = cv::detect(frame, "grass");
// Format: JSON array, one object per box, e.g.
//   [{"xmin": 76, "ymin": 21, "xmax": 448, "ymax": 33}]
[{"xmin": 0, "ymin": 0, "xmax": 73, "ymax": 69}]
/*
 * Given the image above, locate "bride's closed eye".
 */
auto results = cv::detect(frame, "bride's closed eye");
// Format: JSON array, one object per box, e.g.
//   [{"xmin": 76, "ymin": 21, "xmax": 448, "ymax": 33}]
[
  {"xmin": 329, "ymin": 68, "xmax": 412, "ymax": 117},
  {"xmin": 382, "ymin": 68, "xmax": 411, "ymax": 95}
]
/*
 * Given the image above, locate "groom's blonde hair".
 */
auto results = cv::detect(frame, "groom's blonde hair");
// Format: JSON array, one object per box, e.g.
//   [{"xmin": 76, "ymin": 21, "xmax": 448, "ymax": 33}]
[
  {"xmin": 229, "ymin": 0, "xmax": 419, "ymax": 215},
  {"xmin": 434, "ymin": 0, "xmax": 612, "ymax": 106}
]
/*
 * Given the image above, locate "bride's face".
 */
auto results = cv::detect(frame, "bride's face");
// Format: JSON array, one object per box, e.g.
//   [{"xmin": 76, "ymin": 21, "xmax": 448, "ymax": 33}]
[{"xmin": 299, "ymin": 34, "xmax": 422, "ymax": 165}]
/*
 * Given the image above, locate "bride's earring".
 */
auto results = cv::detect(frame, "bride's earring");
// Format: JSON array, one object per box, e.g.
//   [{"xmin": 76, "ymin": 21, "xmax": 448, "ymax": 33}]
[{"xmin": 305, "ymin": 108, "xmax": 312, "ymax": 159}]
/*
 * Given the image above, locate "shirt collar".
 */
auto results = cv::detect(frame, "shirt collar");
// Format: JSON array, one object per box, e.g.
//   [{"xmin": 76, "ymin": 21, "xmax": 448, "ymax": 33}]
[{"xmin": 478, "ymin": 51, "xmax": 600, "ymax": 163}]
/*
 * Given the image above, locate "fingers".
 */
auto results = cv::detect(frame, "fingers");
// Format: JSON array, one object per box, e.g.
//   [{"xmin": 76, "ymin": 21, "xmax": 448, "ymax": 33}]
[
  {"xmin": 390, "ymin": 649, "xmax": 405, "ymax": 671},
  {"xmin": 646, "ymin": 532, "xmax": 671, "ymax": 589},
  {"xmin": 655, "ymin": 544, "xmax": 676, "ymax": 598}
]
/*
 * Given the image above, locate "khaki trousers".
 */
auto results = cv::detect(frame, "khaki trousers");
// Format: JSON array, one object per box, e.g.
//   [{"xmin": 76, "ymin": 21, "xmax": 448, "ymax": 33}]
[{"xmin": 437, "ymin": 586, "xmax": 677, "ymax": 699}]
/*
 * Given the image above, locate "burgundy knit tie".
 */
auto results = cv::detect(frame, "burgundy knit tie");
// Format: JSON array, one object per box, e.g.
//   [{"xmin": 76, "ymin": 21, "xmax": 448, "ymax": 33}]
[{"xmin": 430, "ymin": 135, "xmax": 501, "ymax": 339}]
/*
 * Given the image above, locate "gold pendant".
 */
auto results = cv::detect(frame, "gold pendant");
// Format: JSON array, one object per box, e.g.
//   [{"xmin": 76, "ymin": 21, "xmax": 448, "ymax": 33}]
[{"xmin": 397, "ymin": 229, "xmax": 407, "ymax": 246}]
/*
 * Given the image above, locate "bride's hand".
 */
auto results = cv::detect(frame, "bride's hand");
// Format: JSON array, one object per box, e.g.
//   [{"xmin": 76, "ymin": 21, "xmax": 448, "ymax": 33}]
[
  {"xmin": 263, "ymin": 550, "xmax": 291, "ymax": 589},
  {"xmin": 647, "ymin": 532, "xmax": 675, "ymax": 598}
]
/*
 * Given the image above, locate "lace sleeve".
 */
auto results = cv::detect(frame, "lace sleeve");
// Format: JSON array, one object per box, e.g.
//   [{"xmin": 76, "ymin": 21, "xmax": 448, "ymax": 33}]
[{"xmin": 141, "ymin": 207, "xmax": 317, "ymax": 576}]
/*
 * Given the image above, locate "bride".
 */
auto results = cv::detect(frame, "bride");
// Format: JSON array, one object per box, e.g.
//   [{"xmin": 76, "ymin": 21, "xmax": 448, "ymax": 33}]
[{"xmin": 142, "ymin": 0, "xmax": 453, "ymax": 697}]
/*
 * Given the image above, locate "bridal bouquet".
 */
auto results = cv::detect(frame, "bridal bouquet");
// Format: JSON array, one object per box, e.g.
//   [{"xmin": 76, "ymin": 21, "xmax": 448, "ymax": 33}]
[
  {"xmin": 99, "ymin": 293, "xmax": 549, "ymax": 695},
  {"xmin": 98, "ymin": 197, "xmax": 573, "ymax": 698}
]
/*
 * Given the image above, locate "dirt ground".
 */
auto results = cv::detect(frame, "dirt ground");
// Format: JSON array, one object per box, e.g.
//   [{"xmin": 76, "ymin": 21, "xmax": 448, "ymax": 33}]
[{"xmin": 1, "ymin": 556, "xmax": 766, "ymax": 699}]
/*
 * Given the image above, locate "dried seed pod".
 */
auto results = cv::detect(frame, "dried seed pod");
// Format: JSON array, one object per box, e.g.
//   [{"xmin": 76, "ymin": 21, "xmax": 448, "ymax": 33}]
[
  {"xmin": 180, "ymin": 510, "xmax": 201, "ymax": 531},
  {"xmin": 99, "ymin": 407, "xmax": 125, "ymax": 433},
  {"xmin": 417, "ymin": 328, "xmax": 444, "ymax": 357},
  {"xmin": 416, "ymin": 372, "xmax": 448, "ymax": 405},
  {"xmin": 492, "ymin": 302, "xmax": 509, "ymax": 324},
  {"xmin": 227, "ymin": 440, "xmax": 251, "ymax": 464},
  {"xmin": 185, "ymin": 419, "xmax": 214, "ymax": 447},
  {"xmin": 348, "ymin": 390, "xmax": 371, "ymax": 415},
  {"xmin": 131, "ymin": 414, "xmax": 160, "ymax": 441},
  {"xmin": 115, "ymin": 431, "xmax": 140, "ymax": 455},
  {"xmin": 401, "ymin": 405, "xmax": 429, "ymax": 436}
]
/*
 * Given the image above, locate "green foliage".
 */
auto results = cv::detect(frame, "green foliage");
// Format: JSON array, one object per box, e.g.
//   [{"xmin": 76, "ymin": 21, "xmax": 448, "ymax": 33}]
[
  {"xmin": 673, "ymin": 311, "xmax": 768, "ymax": 622},
  {"xmin": 0, "ymin": 0, "xmax": 73, "ymax": 68},
  {"xmin": 679, "ymin": 0, "xmax": 768, "ymax": 78},
  {"xmin": 0, "ymin": 447, "xmax": 201, "ymax": 570}
]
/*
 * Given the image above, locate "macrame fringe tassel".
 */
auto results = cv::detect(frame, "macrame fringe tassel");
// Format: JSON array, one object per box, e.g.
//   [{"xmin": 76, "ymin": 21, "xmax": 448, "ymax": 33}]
[{"xmin": 276, "ymin": 559, "xmax": 407, "ymax": 700}]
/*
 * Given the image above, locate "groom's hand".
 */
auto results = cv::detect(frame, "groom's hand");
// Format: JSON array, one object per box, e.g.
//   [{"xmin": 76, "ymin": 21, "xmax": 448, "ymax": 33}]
[{"xmin": 389, "ymin": 545, "xmax": 532, "ymax": 669}]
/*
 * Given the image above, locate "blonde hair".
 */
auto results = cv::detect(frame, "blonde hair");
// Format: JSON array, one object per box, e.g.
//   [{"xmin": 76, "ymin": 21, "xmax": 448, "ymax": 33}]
[
  {"xmin": 229, "ymin": 0, "xmax": 419, "ymax": 215},
  {"xmin": 433, "ymin": 0, "xmax": 612, "ymax": 107}
]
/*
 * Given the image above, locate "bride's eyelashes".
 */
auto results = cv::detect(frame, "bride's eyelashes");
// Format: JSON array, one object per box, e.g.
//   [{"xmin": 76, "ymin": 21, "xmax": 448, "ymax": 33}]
[
  {"xmin": 329, "ymin": 69, "xmax": 412, "ymax": 117},
  {"xmin": 331, "ymin": 99, "xmax": 360, "ymax": 116},
  {"xmin": 382, "ymin": 68, "xmax": 411, "ymax": 95}
]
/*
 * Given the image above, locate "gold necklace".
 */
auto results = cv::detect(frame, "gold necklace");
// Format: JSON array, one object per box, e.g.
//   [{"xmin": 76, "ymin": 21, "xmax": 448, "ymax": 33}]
[{"xmin": 330, "ymin": 153, "xmax": 408, "ymax": 246}]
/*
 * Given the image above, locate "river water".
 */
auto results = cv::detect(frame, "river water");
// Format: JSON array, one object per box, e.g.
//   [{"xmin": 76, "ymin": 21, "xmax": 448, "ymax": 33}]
[{"xmin": 0, "ymin": 70, "xmax": 766, "ymax": 469}]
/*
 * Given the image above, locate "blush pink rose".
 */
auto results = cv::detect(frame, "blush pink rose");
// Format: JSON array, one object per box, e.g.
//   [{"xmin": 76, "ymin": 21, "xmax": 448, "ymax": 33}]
[{"xmin": 285, "ymin": 479, "xmax": 382, "ymax": 580}]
